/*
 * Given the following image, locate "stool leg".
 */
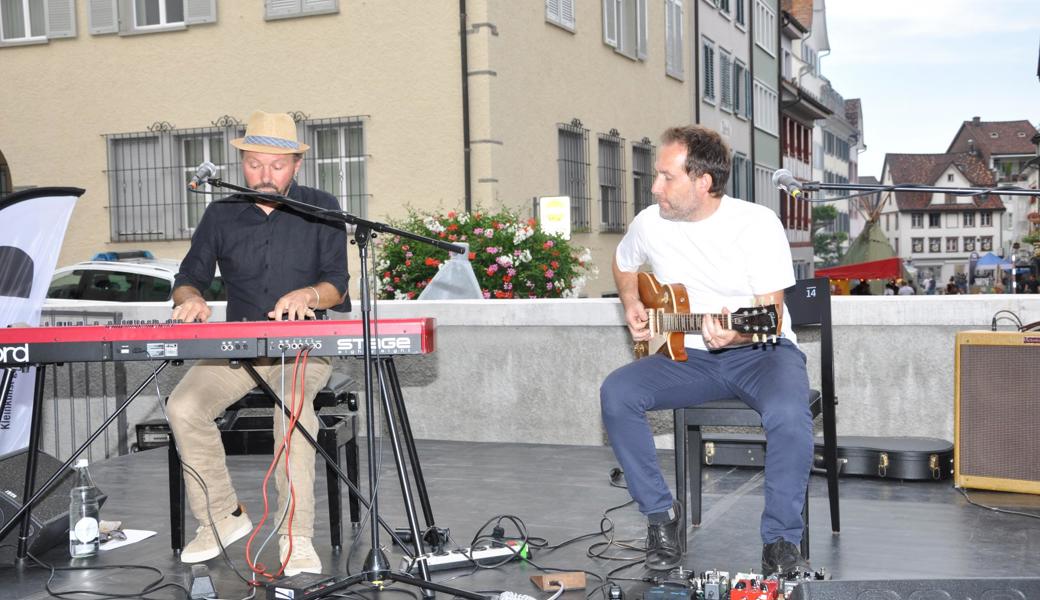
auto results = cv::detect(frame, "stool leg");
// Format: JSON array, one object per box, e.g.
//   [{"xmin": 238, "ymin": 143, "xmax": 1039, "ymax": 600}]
[
  {"xmin": 318, "ymin": 428, "xmax": 342, "ymax": 552},
  {"xmin": 167, "ymin": 434, "xmax": 184, "ymax": 553},
  {"xmin": 688, "ymin": 426, "xmax": 703, "ymax": 526},
  {"xmin": 673, "ymin": 410, "xmax": 687, "ymax": 553},
  {"xmin": 346, "ymin": 425, "xmax": 360, "ymax": 526}
]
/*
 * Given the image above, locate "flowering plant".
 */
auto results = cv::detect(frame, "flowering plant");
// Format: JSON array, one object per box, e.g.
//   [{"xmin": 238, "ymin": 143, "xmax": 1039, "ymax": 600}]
[{"xmin": 375, "ymin": 208, "xmax": 595, "ymax": 300}]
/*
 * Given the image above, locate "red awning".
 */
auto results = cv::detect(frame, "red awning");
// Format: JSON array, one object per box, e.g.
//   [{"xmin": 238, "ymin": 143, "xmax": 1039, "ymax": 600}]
[{"xmin": 815, "ymin": 257, "xmax": 902, "ymax": 280}]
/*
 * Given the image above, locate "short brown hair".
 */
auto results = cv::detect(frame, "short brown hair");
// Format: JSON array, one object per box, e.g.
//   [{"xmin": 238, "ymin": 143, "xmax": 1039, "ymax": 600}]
[{"xmin": 661, "ymin": 125, "xmax": 731, "ymax": 197}]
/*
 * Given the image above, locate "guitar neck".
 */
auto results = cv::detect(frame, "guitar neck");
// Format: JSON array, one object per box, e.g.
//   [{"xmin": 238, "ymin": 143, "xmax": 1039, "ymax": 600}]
[{"xmin": 662, "ymin": 312, "xmax": 728, "ymax": 333}]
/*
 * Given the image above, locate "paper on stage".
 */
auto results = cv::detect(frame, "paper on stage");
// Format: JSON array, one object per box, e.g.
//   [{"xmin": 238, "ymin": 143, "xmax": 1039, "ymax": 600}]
[{"xmin": 100, "ymin": 529, "xmax": 157, "ymax": 551}]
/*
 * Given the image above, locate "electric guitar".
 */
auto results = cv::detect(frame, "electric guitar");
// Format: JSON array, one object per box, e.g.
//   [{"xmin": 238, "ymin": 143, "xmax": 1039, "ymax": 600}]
[{"xmin": 632, "ymin": 272, "xmax": 781, "ymax": 362}]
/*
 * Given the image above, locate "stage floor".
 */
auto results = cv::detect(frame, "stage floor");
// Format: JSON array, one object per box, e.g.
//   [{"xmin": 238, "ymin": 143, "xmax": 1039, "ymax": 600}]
[{"xmin": 2, "ymin": 439, "xmax": 1039, "ymax": 599}]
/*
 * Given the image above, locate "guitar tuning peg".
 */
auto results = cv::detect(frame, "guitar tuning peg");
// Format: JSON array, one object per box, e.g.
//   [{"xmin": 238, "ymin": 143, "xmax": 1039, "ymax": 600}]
[{"xmin": 771, "ymin": 334, "xmax": 778, "ymax": 344}]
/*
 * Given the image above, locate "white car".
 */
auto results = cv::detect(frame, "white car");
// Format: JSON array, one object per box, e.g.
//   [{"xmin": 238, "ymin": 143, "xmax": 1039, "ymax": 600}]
[{"xmin": 44, "ymin": 252, "xmax": 225, "ymax": 307}]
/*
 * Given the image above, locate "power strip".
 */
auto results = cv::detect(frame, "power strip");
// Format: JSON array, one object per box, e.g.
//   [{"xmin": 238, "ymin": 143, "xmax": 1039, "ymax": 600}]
[{"xmin": 401, "ymin": 542, "xmax": 529, "ymax": 573}]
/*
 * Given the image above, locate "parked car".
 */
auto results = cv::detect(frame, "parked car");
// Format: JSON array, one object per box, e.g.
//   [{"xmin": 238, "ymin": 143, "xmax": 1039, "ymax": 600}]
[{"xmin": 44, "ymin": 251, "xmax": 225, "ymax": 307}]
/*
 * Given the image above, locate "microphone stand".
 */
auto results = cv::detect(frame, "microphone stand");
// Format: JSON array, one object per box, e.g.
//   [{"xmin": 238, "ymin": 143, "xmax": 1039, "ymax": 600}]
[{"xmin": 203, "ymin": 180, "xmax": 484, "ymax": 600}]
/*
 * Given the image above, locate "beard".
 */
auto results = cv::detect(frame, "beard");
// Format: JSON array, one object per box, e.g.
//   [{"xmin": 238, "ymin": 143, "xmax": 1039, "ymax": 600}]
[{"xmin": 250, "ymin": 181, "xmax": 291, "ymax": 196}]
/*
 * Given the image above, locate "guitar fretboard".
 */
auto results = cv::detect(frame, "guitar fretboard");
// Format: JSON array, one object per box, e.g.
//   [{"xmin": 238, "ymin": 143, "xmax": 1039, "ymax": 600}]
[{"xmin": 660, "ymin": 312, "xmax": 727, "ymax": 333}]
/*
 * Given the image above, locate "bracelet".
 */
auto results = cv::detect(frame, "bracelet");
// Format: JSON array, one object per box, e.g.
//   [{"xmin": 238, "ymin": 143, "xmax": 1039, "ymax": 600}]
[{"xmin": 308, "ymin": 286, "xmax": 320, "ymax": 309}]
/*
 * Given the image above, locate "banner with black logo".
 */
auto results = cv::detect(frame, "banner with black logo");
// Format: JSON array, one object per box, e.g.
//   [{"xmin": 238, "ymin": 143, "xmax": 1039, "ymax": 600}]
[{"xmin": 0, "ymin": 188, "xmax": 82, "ymax": 454}]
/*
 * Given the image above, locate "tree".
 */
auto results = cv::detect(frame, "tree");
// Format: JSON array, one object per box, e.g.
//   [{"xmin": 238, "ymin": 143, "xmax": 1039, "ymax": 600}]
[{"xmin": 812, "ymin": 205, "xmax": 847, "ymax": 267}]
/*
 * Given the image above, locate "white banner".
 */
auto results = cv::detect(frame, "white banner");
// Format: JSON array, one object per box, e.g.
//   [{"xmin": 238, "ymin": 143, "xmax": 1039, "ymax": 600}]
[{"xmin": 0, "ymin": 188, "xmax": 81, "ymax": 454}]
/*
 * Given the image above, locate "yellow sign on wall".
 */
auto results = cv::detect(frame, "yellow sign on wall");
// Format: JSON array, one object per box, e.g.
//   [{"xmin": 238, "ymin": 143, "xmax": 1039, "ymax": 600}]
[{"xmin": 539, "ymin": 196, "xmax": 571, "ymax": 240}]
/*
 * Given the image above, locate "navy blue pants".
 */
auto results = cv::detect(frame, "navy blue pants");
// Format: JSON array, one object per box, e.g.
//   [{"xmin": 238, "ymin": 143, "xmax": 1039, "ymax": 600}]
[{"xmin": 600, "ymin": 339, "xmax": 813, "ymax": 545}]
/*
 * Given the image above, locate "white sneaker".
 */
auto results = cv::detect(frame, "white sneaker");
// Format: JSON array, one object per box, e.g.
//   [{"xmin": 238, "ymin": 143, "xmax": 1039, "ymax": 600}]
[
  {"xmin": 280, "ymin": 535, "xmax": 323, "ymax": 576},
  {"xmin": 181, "ymin": 506, "xmax": 253, "ymax": 563}
]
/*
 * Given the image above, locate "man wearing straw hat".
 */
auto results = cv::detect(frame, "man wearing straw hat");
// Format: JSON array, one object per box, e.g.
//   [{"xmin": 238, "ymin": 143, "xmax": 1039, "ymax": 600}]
[{"xmin": 166, "ymin": 110, "xmax": 349, "ymax": 575}]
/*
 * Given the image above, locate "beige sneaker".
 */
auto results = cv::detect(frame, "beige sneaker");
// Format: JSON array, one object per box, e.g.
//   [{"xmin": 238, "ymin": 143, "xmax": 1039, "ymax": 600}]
[
  {"xmin": 181, "ymin": 506, "xmax": 253, "ymax": 563},
  {"xmin": 279, "ymin": 535, "xmax": 322, "ymax": 576}
]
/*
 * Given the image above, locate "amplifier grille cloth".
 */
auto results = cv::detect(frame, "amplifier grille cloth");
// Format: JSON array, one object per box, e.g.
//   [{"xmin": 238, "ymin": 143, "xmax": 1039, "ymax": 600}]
[{"xmin": 959, "ymin": 345, "xmax": 1040, "ymax": 481}]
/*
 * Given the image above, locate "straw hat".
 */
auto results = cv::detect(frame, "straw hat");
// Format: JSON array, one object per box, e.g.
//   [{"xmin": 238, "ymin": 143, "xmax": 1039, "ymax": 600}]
[{"xmin": 230, "ymin": 110, "xmax": 310, "ymax": 154}]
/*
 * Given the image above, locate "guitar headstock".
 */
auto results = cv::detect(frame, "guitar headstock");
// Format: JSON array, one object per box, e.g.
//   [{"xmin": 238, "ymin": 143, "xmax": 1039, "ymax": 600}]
[{"xmin": 731, "ymin": 304, "xmax": 780, "ymax": 343}]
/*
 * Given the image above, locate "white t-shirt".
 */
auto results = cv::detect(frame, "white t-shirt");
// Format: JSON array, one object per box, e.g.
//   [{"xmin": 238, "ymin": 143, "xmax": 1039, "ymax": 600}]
[{"xmin": 616, "ymin": 196, "xmax": 797, "ymax": 350}]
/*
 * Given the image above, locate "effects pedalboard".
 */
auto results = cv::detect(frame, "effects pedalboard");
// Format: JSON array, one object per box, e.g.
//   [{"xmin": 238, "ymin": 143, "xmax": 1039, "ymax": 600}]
[
  {"xmin": 641, "ymin": 567, "xmax": 828, "ymax": 600},
  {"xmin": 400, "ymin": 540, "xmax": 530, "ymax": 573},
  {"xmin": 265, "ymin": 573, "xmax": 353, "ymax": 600}
]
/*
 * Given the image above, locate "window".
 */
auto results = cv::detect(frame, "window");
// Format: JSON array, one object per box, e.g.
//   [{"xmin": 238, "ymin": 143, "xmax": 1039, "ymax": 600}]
[
  {"xmin": 179, "ymin": 132, "xmax": 227, "ymax": 230},
  {"xmin": 963, "ymin": 211, "xmax": 975, "ymax": 227},
  {"xmin": 558, "ymin": 120, "xmax": 591, "ymax": 232},
  {"xmin": 734, "ymin": 0, "xmax": 745, "ymax": 27},
  {"xmin": 754, "ymin": 0, "xmax": 775, "ymax": 56},
  {"xmin": 732, "ymin": 60, "xmax": 746, "ymax": 117},
  {"xmin": 928, "ymin": 213, "xmax": 941, "ymax": 228},
  {"xmin": 980, "ymin": 236, "xmax": 992, "ymax": 251},
  {"xmin": 980, "ymin": 211, "xmax": 992, "ymax": 226},
  {"xmin": 702, "ymin": 37, "xmax": 716, "ymax": 103},
  {"xmin": 266, "ymin": 0, "xmax": 339, "ymax": 21},
  {"xmin": 603, "ymin": 0, "xmax": 647, "ymax": 60},
  {"xmin": 632, "ymin": 140, "xmax": 654, "ymax": 214},
  {"xmin": 664, "ymin": 0, "xmax": 683, "ymax": 79},
  {"xmin": 105, "ymin": 115, "xmax": 368, "ymax": 241},
  {"xmin": 947, "ymin": 173, "xmax": 954, "ymax": 182},
  {"xmin": 718, "ymin": 0, "xmax": 730, "ymax": 17},
  {"xmin": 546, "ymin": 0, "xmax": 576, "ymax": 31},
  {"xmin": 134, "ymin": 0, "xmax": 183, "ymax": 28},
  {"xmin": 911, "ymin": 213, "xmax": 923, "ymax": 228},
  {"xmin": 912, "ymin": 238, "xmax": 923, "ymax": 253},
  {"xmin": 946, "ymin": 237, "xmax": 958, "ymax": 252},
  {"xmin": 729, "ymin": 154, "xmax": 752, "ymax": 200},
  {"xmin": 753, "ymin": 79, "xmax": 778, "ymax": 135},
  {"xmin": 598, "ymin": 132, "xmax": 627, "ymax": 232},
  {"xmin": 929, "ymin": 237, "xmax": 941, "ymax": 253},
  {"xmin": 89, "ymin": 0, "xmax": 215, "ymax": 35},
  {"xmin": 0, "ymin": 0, "xmax": 75, "ymax": 45},
  {"xmin": 754, "ymin": 165, "xmax": 780, "ymax": 213},
  {"xmin": 719, "ymin": 49, "xmax": 733, "ymax": 111},
  {"xmin": 308, "ymin": 117, "xmax": 368, "ymax": 219},
  {"xmin": 963, "ymin": 236, "xmax": 975, "ymax": 252}
]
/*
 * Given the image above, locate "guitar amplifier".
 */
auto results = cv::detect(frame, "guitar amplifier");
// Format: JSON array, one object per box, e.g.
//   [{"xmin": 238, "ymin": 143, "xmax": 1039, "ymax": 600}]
[{"xmin": 954, "ymin": 331, "xmax": 1040, "ymax": 494}]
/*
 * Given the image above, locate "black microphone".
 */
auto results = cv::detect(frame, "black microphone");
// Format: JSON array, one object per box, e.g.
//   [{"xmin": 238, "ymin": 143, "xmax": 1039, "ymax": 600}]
[
  {"xmin": 771, "ymin": 168, "xmax": 803, "ymax": 198},
  {"xmin": 188, "ymin": 161, "xmax": 217, "ymax": 190}
]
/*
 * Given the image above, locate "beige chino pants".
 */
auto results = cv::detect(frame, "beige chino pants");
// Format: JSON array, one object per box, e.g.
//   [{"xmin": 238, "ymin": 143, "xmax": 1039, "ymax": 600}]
[{"xmin": 166, "ymin": 357, "xmax": 332, "ymax": 538}]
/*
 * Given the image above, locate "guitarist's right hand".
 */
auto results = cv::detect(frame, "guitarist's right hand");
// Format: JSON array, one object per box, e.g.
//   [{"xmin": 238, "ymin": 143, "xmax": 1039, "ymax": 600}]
[{"xmin": 624, "ymin": 300, "xmax": 651, "ymax": 342}]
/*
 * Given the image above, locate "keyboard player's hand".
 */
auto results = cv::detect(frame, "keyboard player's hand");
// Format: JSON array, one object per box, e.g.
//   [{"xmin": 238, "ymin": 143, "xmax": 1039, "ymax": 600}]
[{"xmin": 172, "ymin": 296, "xmax": 211, "ymax": 323}]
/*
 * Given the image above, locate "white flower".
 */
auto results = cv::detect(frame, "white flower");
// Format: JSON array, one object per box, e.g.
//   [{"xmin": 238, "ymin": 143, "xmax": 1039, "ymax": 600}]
[
  {"xmin": 496, "ymin": 255, "xmax": 514, "ymax": 268},
  {"xmin": 512, "ymin": 225, "xmax": 534, "ymax": 245},
  {"xmin": 457, "ymin": 212, "xmax": 470, "ymax": 225},
  {"xmin": 394, "ymin": 289, "xmax": 410, "ymax": 301},
  {"xmin": 518, "ymin": 249, "xmax": 532, "ymax": 264},
  {"xmin": 423, "ymin": 216, "xmax": 446, "ymax": 233}
]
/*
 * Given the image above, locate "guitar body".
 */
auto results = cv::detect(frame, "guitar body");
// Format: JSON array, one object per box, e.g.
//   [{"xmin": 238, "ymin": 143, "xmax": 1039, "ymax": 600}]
[
  {"xmin": 636, "ymin": 272, "xmax": 689, "ymax": 362},
  {"xmin": 630, "ymin": 272, "xmax": 780, "ymax": 362}
]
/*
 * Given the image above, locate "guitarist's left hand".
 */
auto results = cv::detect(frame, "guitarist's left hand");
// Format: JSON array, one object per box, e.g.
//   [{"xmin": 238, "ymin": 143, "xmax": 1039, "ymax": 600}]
[{"xmin": 702, "ymin": 308, "xmax": 749, "ymax": 350}]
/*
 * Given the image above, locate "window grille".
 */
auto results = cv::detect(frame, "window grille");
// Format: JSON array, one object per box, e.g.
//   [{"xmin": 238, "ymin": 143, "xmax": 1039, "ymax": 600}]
[
  {"xmin": 558, "ymin": 120, "xmax": 591, "ymax": 232},
  {"xmin": 632, "ymin": 140, "xmax": 655, "ymax": 214},
  {"xmin": 598, "ymin": 130, "xmax": 627, "ymax": 232}
]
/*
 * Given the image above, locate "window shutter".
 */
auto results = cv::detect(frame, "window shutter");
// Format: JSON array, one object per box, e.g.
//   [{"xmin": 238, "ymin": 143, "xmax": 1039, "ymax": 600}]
[
  {"xmin": 302, "ymin": 0, "xmax": 337, "ymax": 14},
  {"xmin": 602, "ymin": 0, "xmax": 618, "ymax": 48},
  {"xmin": 673, "ymin": 1, "xmax": 683, "ymax": 75},
  {"xmin": 185, "ymin": 0, "xmax": 217, "ymax": 24},
  {"xmin": 745, "ymin": 70, "xmax": 753, "ymax": 118},
  {"xmin": 720, "ymin": 53, "xmax": 731, "ymax": 108},
  {"xmin": 88, "ymin": 0, "xmax": 119, "ymax": 34},
  {"xmin": 267, "ymin": 0, "xmax": 302, "ymax": 19},
  {"xmin": 635, "ymin": 0, "xmax": 647, "ymax": 60},
  {"xmin": 560, "ymin": 0, "xmax": 575, "ymax": 29},
  {"xmin": 546, "ymin": 0, "xmax": 561, "ymax": 23},
  {"xmin": 45, "ymin": 0, "xmax": 77, "ymax": 38},
  {"xmin": 664, "ymin": 2, "xmax": 674, "ymax": 73}
]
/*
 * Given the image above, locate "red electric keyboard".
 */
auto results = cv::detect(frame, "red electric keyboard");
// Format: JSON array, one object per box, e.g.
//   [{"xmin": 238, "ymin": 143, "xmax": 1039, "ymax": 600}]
[{"xmin": 0, "ymin": 318, "xmax": 434, "ymax": 366}]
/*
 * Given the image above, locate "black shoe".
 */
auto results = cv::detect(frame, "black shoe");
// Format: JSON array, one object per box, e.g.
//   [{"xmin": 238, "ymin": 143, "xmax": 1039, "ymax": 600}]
[
  {"xmin": 761, "ymin": 539, "xmax": 809, "ymax": 577},
  {"xmin": 645, "ymin": 504, "xmax": 683, "ymax": 571}
]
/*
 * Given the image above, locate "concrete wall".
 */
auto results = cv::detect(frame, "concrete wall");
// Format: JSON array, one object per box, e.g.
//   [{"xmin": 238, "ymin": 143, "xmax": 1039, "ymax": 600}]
[{"xmin": 47, "ymin": 294, "xmax": 1038, "ymax": 453}]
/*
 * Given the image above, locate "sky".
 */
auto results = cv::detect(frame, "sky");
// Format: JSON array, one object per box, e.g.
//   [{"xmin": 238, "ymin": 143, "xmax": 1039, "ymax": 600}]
[{"xmin": 822, "ymin": 0, "xmax": 1040, "ymax": 179}]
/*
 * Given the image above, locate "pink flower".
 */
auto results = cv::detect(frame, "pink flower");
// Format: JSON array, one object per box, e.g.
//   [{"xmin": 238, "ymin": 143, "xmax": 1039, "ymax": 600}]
[
  {"xmin": 543, "ymin": 240, "xmax": 554, "ymax": 249},
  {"xmin": 486, "ymin": 246, "xmax": 499, "ymax": 254},
  {"xmin": 473, "ymin": 228, "xmax": 484, "ymax": 235},
  {"xmin": 484, "ymin": 229, "xmax": 494, "ymax": 238},
  {"xmin": 507, "ymin": 268, "xmax": 516, "ymax": 276},
  {"xmin": 503, "ymin": 282, "xmax": 512, "ymax": 290},
  {"xmin": 486, "ymin": 264, "xmax": 499, "ymax": 275},
  {"xmin": 546, "ymin": 282, "xmax": 553, "ymax": 290},
  {"xmin": 545, "ymin": 269, "xmax": 554, "ymax": 278},
  {"xmin": 482, "ymin": 290, "xmax": 491, "ymax": 299}
]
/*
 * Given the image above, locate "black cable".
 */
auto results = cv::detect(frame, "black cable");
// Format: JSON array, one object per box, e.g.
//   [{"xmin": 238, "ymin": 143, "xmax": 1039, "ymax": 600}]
[
  {"xmin": 26, "ymin": 551, "xmax": 191, "ymax": 600},
  {"xmin": 957, "ymin": 487, "xmax": 1040, "ymax": 520},
  {"xmin": 989, "ymin": 309, "xmax": 1023, "ymax": 331}
]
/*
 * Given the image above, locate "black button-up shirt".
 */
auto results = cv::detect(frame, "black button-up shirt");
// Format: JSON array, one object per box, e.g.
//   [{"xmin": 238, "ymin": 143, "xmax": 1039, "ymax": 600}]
[{"xmin": 174, "ymin": 183, "xmax": 350, "ymax": 322}]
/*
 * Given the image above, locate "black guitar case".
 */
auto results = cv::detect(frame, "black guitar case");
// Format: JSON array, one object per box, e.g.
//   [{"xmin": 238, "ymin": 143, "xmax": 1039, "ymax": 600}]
[{"xmin": 812, "ymin": 435, "xmax": 954, "ymax": 481}]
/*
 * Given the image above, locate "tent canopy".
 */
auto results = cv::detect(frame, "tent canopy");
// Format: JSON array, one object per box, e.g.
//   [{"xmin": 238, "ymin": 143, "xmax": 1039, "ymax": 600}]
[
  {"xmin": 815, "ymin": 257, "xmax": 903, "ymax": 280},
  {"xmin": 974, "ymin": 252, "xmax": 1014, "ymax": 270}
]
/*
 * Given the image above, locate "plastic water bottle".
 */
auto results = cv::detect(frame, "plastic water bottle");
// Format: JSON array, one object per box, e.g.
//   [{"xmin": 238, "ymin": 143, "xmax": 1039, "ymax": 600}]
[{"xmin": 69, "ymin": 458, "xmax": 100, "ymax": 558}]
